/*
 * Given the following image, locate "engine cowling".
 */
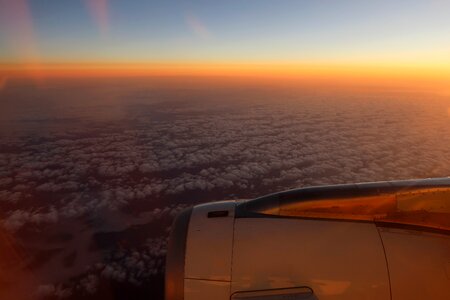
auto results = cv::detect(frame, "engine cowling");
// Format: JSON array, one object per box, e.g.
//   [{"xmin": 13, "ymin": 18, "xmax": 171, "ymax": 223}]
[{"xmin": 166, "ymin": 178, "xmax": 450, "ymax": 300}]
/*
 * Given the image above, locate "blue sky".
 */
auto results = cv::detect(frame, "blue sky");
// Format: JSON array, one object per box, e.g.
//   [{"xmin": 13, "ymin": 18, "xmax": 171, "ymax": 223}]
[{"xmin": 0, "ymin": 0, "xmax": 449, "ymax": 64}]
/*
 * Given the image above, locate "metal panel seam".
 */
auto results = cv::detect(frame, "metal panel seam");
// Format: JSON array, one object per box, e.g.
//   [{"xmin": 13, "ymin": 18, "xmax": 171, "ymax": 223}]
[{"xmin": 376, "ymin": 226, "xmax": 393, "ymax": 300}]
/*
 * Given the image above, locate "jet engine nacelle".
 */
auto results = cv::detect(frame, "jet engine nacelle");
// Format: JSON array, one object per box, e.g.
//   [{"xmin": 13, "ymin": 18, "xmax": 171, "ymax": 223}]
[{"xmin": 166, "ymin": 178, "xmax": 450, "ymax": 300}]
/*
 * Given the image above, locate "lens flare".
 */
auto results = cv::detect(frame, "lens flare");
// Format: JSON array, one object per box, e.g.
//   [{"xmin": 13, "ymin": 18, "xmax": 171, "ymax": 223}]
[
  {"xmin": 84, "ymin": 0, "xmax": 110, "ymax": 36},
  {"xmin": 0, "ymin": 76, "xmax": 7, "ymax": 90},
  {"xmin": 0, "ymin": 0, "xmax": 39, "ymax": 63},
  {"xmin": 185, "ymin": 12, "xmax": 211, "ymax": 39}
]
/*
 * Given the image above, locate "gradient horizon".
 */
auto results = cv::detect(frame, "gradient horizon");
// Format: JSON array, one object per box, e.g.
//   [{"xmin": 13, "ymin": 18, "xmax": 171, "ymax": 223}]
[{"xmin": 0, "ymin": 0, "xmax": 450, "ymax": 90}]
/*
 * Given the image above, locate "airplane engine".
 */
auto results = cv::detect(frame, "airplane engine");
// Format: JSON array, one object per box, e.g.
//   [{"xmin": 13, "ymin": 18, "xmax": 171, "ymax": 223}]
[{"xmin": 165, "ymin": 178, "xmax": 450, "ymax": 300}]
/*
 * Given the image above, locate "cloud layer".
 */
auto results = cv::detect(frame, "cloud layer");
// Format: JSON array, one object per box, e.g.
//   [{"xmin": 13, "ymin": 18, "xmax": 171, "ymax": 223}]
[{"xmin": 1, "ymin": 82, "xmax": 449, "ymax": 298}]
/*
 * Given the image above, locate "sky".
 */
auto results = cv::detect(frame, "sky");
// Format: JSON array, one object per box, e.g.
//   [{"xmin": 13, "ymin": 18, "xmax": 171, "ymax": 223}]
[{"xmin": 0, "ymin": 0, "xmax": 450, "ymax": 82}]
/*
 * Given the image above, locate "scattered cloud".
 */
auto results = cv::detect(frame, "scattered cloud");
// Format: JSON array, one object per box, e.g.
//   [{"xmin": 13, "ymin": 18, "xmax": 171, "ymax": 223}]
[{"xmin": 2, "ymin": 92, "xmax": 450, "ymax": 232}]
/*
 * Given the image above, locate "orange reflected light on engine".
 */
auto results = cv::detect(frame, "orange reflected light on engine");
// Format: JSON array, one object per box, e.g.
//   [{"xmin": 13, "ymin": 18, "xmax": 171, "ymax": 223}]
[{"xmin": 275, "ymin": 188, "xmax": 450, "ymax": 231}]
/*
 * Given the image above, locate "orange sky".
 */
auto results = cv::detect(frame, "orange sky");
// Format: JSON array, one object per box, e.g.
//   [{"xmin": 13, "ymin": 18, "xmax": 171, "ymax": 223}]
[
  {"xmin": 1, "ymin": 62, "xmax": 449, "ymax": 93},
  {"xmin": 1, "ymin": 0, "xmax": 449, "ymax": 94}
]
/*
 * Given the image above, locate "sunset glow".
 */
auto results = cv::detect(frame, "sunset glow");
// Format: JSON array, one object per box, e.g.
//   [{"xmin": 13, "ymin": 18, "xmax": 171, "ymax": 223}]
[
  {"xmin": 1, "ymin": 62, "xmax": 449, "ymax": 93},
  {"xmin": 0, "ymin": 0, "xmax": 449, "ymax": 90}
]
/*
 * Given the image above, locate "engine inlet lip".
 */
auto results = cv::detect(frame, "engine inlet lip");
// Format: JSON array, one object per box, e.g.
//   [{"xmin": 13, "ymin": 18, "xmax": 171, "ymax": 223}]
[{"xmin": 165, "ymin": 207, "xmax": 193, "ymax": 300}]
